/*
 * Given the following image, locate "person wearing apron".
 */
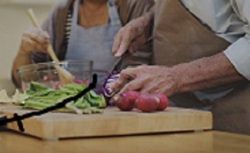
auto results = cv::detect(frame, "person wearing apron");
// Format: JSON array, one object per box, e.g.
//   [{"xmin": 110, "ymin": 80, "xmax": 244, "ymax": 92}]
[
  {"xmin": 65, "ymin": 0, "xmax": 121, "ymax": 87},
  {"xmin": 111, "ymin": 0, "xmax": 250, "ymax": 134},
  {"xmin": 12, "ymin": 0, "xmax": 154, "ymax": 88},
  {"xmin": 153, "ymin": 0, "xmax": 250, "ymax": 135}
]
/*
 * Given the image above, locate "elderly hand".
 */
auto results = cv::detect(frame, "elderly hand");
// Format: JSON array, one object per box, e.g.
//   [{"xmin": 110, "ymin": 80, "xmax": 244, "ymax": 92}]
[
  {"xmin": 20, "ymin": 26, "xmax": 50, "ymax": 55},
  {"xmin": 112, "ymin": 12, "xmax": 154, "ymax": 58},
  {"xmin": 111, "ymin": 65, "xmax": 180, "ymax": 96}
]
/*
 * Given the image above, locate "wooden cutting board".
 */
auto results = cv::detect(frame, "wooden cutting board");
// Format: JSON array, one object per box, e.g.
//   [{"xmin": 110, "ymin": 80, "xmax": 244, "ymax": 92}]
[{"xmin": 0, "ymin": 106, "xmax": 212, "ymax": 140}]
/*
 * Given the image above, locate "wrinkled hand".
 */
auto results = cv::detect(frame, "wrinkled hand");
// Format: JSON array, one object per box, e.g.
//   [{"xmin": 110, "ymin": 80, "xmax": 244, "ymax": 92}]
[
  {"xmin": 20, "ymin": 26, "xmax": 50, "ymax": 55},
  {"xmin": 111, "ymin": 65, "xmax": 180, "ymax": 96},
  {"xmin": 112, "ymin": 15, "xmax": 151, "ymax": 58}
]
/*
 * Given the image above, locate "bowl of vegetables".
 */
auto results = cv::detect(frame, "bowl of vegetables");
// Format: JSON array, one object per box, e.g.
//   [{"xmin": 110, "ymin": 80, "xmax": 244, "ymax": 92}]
[
  {"xmin": 17, "ymin": 60, "xmax": 93, "ymax": 92},
  {"xmin": 16, "ymin": 60, "xmax": 108, "ymax": 114}
]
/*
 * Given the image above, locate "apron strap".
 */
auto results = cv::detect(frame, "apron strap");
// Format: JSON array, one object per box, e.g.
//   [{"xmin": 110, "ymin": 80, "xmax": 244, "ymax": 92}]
[
  {"xmin": 108, "ymin": 0, "xmax": 121, "ymax": 26},
  {"xmin": 72, "ymin": 0, "xmax": 80, "ymax": 25}
]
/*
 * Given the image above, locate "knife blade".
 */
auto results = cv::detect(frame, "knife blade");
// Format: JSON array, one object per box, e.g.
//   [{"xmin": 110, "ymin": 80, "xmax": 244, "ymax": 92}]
[
  {"xmin": 110, "ymin": 36, "xmax": 153, "ymax": 72},
  {"xmin": 110, "ymin": 52, "xmax": 128, "ymax": 73}
]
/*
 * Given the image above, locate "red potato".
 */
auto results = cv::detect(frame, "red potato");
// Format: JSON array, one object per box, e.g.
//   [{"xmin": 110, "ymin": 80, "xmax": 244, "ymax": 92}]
[
  {"xmin": 113, "ymin": 91, "xmax": 140, "ymax": 111},
  {"xmin": 156, "ymin": 94, "xmax": 169, "ymax": 111},
  {"xmin": 135, "ymin": 94, "xmax": 160, "ymax": 112}
]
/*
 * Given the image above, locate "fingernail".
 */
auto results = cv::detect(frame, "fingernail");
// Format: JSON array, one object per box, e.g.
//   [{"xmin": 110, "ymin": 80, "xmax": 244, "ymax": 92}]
[{"xmin": 115, "ymin": 52, "xmax": 121, "ymax": 57}]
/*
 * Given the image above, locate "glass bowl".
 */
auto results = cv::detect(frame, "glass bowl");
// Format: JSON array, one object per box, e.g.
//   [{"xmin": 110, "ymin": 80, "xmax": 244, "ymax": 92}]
[{"xmin": 17, "ymin": 60, "xmax": 93, "ymax": 92}]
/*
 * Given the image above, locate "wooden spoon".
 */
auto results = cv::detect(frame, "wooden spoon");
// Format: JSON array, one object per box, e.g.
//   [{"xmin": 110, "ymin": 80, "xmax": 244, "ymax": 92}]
[{"xmin": 27, "ymin": 8, "xmax": 74, "ymax": 84}]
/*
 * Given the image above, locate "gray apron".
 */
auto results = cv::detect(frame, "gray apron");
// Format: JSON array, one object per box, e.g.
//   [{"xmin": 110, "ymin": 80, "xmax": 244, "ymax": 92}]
[
  {"xmin": 66, "ymin": 0, "xmax": 121, "ymax": 86},
  {"xmin": 154, "ymin": 0, "xmax": 250, "ymax": 134}
]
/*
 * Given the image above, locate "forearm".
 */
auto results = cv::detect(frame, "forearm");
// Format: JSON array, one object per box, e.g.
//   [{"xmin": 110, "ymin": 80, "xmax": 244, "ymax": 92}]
[
  {"xmin": 172, "ymin": 52, "xmax": 246, "ymax": 93},
  {"xmin": 12, "ymin": 49, "xmax": 32, "ymax": 88}
]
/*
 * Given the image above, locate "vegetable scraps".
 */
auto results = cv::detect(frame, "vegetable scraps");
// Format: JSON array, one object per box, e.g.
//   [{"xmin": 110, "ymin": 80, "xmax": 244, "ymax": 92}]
[
  {"xmin": 0, "ymin": 89, "xmax": 28, "ymax": 104},
  {"xmin": 20, "ymin": 82, "xmax": 106, "ymax": 114}
]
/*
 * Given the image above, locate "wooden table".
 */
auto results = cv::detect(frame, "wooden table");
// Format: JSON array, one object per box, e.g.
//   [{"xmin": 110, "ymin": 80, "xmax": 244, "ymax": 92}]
[{"xmin": 0, "ymin": 129, "xmax": 249, "ymax": 153}]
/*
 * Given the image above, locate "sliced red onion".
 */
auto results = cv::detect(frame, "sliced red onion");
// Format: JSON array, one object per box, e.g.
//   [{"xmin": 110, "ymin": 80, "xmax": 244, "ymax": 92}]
[{"xmin": 101, "ymin": 71, "xmax": 120, "ymax": 98}]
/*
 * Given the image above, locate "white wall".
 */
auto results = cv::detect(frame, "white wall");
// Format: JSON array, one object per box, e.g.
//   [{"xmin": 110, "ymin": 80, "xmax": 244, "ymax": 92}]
[{"xmin": 0, "ymin": 2, "xmax": 56, "ymax": 95}]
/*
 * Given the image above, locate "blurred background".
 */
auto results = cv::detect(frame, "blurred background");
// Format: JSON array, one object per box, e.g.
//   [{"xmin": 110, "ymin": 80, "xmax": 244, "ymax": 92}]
[{"xmin": 0, "ymin": 0, "xmax": 60, "ymax": 95}]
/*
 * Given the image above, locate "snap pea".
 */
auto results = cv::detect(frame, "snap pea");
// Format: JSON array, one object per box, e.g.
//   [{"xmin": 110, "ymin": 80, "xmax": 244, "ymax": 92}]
[{"xmin": 21, "ymin": 82, "xmax": 106, "ymax": 114}]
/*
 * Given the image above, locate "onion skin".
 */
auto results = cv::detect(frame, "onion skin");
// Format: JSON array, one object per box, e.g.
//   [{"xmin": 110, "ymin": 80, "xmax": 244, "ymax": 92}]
[
  {"xmin": 102, "ymin": 71, "xmax": 120, "ymax": 98},
  {"xmin": 100, "ymin": 71, "xmax": 121, "ymax": 106}
]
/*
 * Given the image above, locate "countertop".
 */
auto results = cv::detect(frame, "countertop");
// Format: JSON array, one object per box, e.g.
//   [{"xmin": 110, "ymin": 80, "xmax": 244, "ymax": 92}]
[{"xmin": 0, "ymin": 129, "xmax": 249, "ymax": 153}]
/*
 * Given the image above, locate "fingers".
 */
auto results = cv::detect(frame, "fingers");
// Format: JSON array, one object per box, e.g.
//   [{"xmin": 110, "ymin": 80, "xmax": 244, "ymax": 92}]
[
  {"xmin": 112, "ymin": 33, "xmax": 122, "ymax": 56},
  {"xmin": 128, "ymin": 42, "xmax": 137, "ymax": 54},
  {"xmin": 111, "ymin": 65, "xmax": 151, "ymax": 96},
  {"xmin": 26, "ymin": 27, "xmax": 49, "ymax": 44},
  {"xmin": 118, "ymin": 79, "xmax": 145, "ymax": 94},
  {"xmin": 21, "ymin": 37, "xmax": 46, "ymax": 52},
  {"xmin": 128, "ymin": 34, "xmax": 144, "ymax": 53},
  {"xmin": 26, "ymin": 27, "xmax": 50, "ymax": 44},
  {"xmin": 111, "ymin": 67, "xmax": 137, "ymax": 90},
  {"xmin": 113, "ymin": 22, "xmax": 144, "ymax": 58},
  {"xmin": 113, "ymin": 29, "xmax": 134, "ymax": 57},
  {"xmin": 115, "ymin": 39, "xmax": 130, "ymax": 58},
  {"xmin": 21, "ymin": 27, "xmax": 50, "ymax": 53},
  {"xmin": 111, "ymin": 65, "xmax": 178, "ymax": 97},
  {"xmin": 140, "ymin": 83, "xmax": 159, "ymax": 94}
]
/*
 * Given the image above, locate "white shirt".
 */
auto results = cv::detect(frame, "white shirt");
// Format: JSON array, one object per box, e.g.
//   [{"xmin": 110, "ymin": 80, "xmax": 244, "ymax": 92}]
[{"xmin": 181, "ymin": 0, "xmax": 250, "ymax": 80}]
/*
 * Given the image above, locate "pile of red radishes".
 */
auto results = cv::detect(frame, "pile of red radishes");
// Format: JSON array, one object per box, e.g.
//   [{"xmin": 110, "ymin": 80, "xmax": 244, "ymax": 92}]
[{"xmin": 112, "ymin": 91, "xmax": 169, "ymax": 112}]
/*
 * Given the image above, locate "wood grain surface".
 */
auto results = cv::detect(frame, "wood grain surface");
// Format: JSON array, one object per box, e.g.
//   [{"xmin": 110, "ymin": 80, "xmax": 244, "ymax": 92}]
[
  {"xmin": 0, "ymin": 130, "xmax": 249, "ymax": 153},
  {"xmin": 0, "ymin": 106, "xmax": 212, "ymax": 140}
]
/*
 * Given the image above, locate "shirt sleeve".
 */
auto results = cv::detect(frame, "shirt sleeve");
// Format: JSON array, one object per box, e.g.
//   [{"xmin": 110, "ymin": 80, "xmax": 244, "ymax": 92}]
[{"xmin": 223, "ymin": 1, "xmax": 250, "ymax": 80}]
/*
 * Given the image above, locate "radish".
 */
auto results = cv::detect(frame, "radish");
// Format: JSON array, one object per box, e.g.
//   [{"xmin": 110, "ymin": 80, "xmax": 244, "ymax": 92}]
[
  {"xmin": 126, "ymin": 91, "xmax": 140, "ymax": 102},
  {"xmin": 73, "ymin": 79, "xmax": 89, "ymax": 85},
  {"xmin": 53, "ymin": 79, "xmax": 89, "ymax": 90},
  {"xmin": 113, "ymin": 91, "xmax": 140, "ymax": 111},
  {"xmin": 135, "ymin": 94, "xmax": 160, "ymax": 112},
  {"xmin": 156, "ymin": 94, "xmax": 169, "ymax": 111},
  {"xmin": 53, "ymin": 81, "xmax": 61, "ymax": 90}
]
